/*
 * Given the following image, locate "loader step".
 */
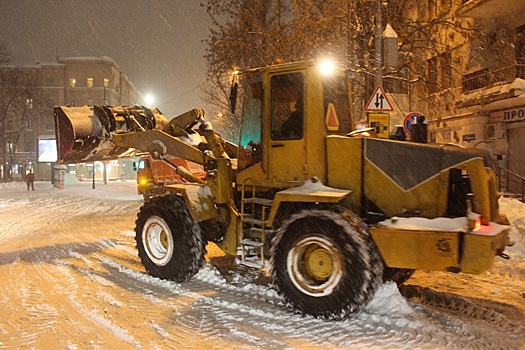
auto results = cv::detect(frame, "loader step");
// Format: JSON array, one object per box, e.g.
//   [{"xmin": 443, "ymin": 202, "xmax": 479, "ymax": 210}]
[
  {"xmin": 241, "ymin": 238, "xmax": 264, "ymax": 247},
  {"xmin": 239, "ymin": 259, "xmax": 265, "ymax": 269},
  {"xmin": 242, "ymin": 197, "xmax": 273, "ymax": 206},
  {"xmin": 242, "ymin": 217, "xmax": 265, "ymax": 226},
  {"xmin": 249, "ymin": 227, "xmax": 275, "ymax": 237}
]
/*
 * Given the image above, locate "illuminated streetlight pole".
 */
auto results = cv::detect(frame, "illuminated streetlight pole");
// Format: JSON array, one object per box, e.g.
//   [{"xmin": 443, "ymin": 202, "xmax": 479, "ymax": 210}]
[{"xmin": 7, "ymin": 139, "xmax": 12, "ymax": 181}]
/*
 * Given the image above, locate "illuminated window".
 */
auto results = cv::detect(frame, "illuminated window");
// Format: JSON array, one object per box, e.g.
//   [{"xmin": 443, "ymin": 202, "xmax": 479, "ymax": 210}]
[
  {"xmin": 103, "ymin": 78, "xmax": 109, "ymax": 88},
  {"xmin": 87, "ymin": 78, "xmax": 93, "ymax": 88},
  {"xmin": 69, "ymin": 78, "xmax": 76, "ymax": 87}
]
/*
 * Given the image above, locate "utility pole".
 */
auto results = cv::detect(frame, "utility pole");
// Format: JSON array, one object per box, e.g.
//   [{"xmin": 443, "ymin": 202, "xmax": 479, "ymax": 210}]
[{"xmin": 374, "ymin": 0, "xmax": 383, "ymax": 88}]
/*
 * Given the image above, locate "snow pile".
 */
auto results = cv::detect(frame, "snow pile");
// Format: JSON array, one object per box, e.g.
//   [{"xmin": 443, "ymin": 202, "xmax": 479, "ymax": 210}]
[
  {"xmin": 366, "ymin": 282, "xmax": 414, "ymax": 316},
  {"xmin": 64, "ymin": 173, "xmax": 81, "ymax": 185},
  {"xmin": 499, "ymin": 197, "xmax": 525, "ymax": 258},
  {"xmin": 378, "ymin": 216, "xmax": 467, "ymax": 232}
]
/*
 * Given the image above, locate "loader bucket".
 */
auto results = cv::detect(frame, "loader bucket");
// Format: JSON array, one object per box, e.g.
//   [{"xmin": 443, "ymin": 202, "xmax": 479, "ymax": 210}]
[{"xmin": 54, "ymin": 105, "xmax": 168, "ymax": 163}]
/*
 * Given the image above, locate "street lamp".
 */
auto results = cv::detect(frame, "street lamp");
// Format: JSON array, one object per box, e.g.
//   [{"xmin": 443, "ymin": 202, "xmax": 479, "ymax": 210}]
[
  {"xmin": 144, "ymin": 94, "xmax": 155, "ymax": 107},
  {"xmin": 6, "ymin": 139, "xmax": 12, "ymax": 181}
]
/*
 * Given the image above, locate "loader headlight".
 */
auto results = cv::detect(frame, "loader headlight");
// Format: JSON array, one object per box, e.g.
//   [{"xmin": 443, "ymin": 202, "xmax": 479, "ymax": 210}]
[
  {"xmin": 319, "ymin": 60, "xmax": 335, "ymax": 75},
  {"xmin": 139, "ymin": 178, "xmax": 148, "ymax": 186}
]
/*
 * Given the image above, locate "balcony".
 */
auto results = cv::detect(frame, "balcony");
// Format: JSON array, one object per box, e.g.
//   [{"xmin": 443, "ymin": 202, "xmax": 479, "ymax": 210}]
[
  {"xmin": 456, "ymin": 59, "xmax": 525, "ymax": 110},
  {"xmin": 458, "ymin": 0, "xmax": 525, "ymax": 22},
  {"xmin": 462, "ymin": 59, "xmax": 525, "ymax": 93}
]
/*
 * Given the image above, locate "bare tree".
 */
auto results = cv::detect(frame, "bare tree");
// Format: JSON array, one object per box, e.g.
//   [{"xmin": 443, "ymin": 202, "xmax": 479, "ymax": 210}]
[
  {"xmin": 202, "ymin": 0, "xmax": 478, "ymax": 138},
  {"xmin": 0, "ymin": 43, "xmax": 41, "ymax": 180}
]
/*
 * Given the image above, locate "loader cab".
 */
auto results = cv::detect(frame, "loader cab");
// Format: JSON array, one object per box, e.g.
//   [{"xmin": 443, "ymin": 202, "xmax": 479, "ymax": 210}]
[{"xmin": 237, "ymin": 60, "xmax": 353, "ymax": 187}]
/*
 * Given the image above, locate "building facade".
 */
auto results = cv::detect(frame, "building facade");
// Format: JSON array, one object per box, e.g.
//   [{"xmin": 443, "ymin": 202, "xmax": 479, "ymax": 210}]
[
  {"xmin": 413, "ymin": 0, "xmax": 525, "ymax": 192},
  {"xmin": 1, "ymin": 56, "xmax": 144, "ymax": 182}
]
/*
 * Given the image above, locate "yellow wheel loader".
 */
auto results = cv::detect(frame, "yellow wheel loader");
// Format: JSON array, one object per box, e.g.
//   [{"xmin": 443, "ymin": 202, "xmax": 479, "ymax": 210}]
[{"xmin": 54, "ymin": 60, "xmax": 511, "ymax": 320}]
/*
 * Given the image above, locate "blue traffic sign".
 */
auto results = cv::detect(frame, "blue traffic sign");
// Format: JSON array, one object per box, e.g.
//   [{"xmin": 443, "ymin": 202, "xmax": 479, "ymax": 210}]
[{"xmin": 403, "ymin": 112, "xmax": 425, "ymax": 135}]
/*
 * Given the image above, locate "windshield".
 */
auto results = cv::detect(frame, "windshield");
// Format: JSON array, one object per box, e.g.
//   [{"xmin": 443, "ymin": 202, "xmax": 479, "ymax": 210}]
[{"xmin": 239, "ymin": 81, "xmax": 263, "ymax": 147}]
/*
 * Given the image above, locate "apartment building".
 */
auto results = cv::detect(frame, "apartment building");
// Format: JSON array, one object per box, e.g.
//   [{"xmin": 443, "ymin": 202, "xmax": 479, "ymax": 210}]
[
  {"xmin": 399, "ymin": 0, "xmax": 525, "ymax": 193},
  {"xmin": 1, "ymin": 56, "xmax": 143, "ymax": 182}
]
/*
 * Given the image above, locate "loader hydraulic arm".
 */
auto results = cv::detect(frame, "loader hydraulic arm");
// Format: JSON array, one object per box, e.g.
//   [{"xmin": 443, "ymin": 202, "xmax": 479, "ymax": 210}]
[{"xmin": 54, "ymin": 105, "xmax": 230, "ymax": 166}]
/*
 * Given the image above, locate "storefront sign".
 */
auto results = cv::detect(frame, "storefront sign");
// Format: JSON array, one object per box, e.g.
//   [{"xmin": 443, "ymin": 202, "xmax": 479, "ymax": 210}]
[{"xmin": 490, "ymin": 107, "xmax": 525, "ymax": 123}]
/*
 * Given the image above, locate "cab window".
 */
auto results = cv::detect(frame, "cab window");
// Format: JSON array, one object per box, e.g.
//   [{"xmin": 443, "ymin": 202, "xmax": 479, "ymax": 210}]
[
  {"xmin": 270, "ymin": 72, "xmax": 304, "ymax": 140},
  {"xmin": 240, "ymin": 81, "xmax": 263, "ymax": 147},
  {"xmin": 323, "ymin": 75, "xmax": 351, "ymax": 134}
]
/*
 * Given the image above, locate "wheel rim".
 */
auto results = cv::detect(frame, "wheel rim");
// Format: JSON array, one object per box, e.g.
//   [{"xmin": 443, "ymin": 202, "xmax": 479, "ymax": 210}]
[
  {"xmin": 287, "ymin": 235, "xmax": 343, "ymax": 297},
  {"xmin": 142, "ymin": 216, "xmax": 174, "ymax": 266}
]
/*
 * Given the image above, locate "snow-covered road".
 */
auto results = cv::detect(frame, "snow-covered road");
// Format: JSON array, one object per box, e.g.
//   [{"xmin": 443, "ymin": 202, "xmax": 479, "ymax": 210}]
[{"xmin": 0, "ymin": 179, "xmax": 524, "ymax": 349}]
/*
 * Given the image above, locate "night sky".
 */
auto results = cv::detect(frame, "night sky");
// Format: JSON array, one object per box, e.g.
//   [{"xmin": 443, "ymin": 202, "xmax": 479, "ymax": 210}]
[{"xmin": 0, "ymin": 0, "xmax": 210, "ymax": 118}]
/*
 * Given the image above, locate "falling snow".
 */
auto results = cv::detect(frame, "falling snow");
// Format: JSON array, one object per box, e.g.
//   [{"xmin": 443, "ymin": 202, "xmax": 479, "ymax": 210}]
[{"xmin": 0, "ymin": 179, "xmax": 523, "ymax": 349}]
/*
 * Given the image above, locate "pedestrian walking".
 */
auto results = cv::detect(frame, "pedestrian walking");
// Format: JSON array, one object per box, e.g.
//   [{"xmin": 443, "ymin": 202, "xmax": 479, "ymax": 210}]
[{"xmin": 26, "ymin": 170, "xmax": 35, "ymax": 191}]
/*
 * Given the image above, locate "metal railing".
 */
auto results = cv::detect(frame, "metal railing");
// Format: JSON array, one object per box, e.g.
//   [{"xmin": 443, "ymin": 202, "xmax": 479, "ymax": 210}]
[
  {"xmin": 495, "ymin": 166, "xmax": 525, "ymax": 202},
  {"xmin": 462, "ymin": 59, "xmax": 525, "ymax": 93}
]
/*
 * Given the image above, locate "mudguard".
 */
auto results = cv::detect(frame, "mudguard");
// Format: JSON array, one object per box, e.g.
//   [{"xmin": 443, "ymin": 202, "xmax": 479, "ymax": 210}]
[
  {"xmin": 164, "ymin": 183, "xmax": 218, "ymax": 222},
  {"xmin": 267, "ymin": 179, "xmax": 352, "ymax": 226}
]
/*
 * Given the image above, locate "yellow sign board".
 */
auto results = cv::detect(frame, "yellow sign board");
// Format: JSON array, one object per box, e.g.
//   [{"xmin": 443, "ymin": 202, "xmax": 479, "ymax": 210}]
[{"xmin": 368, "ymin": 113, "xmax": 390, "ymax": 138}]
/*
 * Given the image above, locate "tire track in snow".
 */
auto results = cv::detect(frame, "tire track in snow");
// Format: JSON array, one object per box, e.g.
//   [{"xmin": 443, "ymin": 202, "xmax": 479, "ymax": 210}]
[
  {"xmin": 0, "ymin": 261, "xmax": 59, "ymax": 348},
  {"xmin": 98, "ymin": 257, "xmax": 478, "ymax": 349}
]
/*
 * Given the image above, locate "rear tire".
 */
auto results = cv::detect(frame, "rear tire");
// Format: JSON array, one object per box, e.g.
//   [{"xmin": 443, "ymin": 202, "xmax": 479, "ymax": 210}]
[
  {"xmin": 135, "ymin": 195, "xmax": 205, "ymax": 282},
  {"xmin": 270, "ymin": 209, "xmax": 384, "ymax": 319}
]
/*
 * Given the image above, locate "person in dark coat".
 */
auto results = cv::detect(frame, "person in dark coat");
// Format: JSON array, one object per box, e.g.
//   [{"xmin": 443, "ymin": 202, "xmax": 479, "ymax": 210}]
[
  {"xmin": 26, "ymin": 170, "xmax": 35, "ymax": 191},
  {"xmin": 281, "ymin": 99, "xmax": 304, "ymax": 139}
]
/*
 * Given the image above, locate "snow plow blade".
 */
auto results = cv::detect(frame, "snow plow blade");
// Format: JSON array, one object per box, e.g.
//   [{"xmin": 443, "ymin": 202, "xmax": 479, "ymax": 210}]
[{"xmin": 53, "ymin": 105, "xmax": 168, "ymax": 163}]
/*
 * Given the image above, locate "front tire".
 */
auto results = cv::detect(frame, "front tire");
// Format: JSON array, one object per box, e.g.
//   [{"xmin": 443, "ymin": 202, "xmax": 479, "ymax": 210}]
[
  {"xmin": 135, "ymin": 195, "xmax": 205, "ymax": 282},
  {"xmin": 270, "ymin": 209, "xmax": 384, "ymax": 319}
]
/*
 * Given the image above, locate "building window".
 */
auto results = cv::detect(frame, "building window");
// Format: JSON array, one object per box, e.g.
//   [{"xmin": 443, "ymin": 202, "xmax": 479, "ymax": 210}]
[
  {"xmin": 440, "ymin": 52, "xmax": 452, "ymax": 89},
  {"xmin": 26, "ymin": 119, "xmax": 33, "ymax": 131},
  {"xmin": 69, "ymin": 78, "xmax": 76, "ymax": 87},
  {"xmin": 427, "ymin": 52, "xmax": 452, "ymax": 93},
  {"xmin": 26, "ymin": 98, "xmax": 33, "ymax": 109},
  {"xmin": 87, "ymin": 99, "xmax": 94, "ymax": 106},
  {"xmin": 46, "ymin": 77, "xmax": 54, "ymax": 87},
  {"xmin": 45, "ymin": 121, "xmax": 54, "ymax": 131},
  {"xmin": 103, "ymin": 78, "xmax": 109, "ymax": 88},
  {"xmin": 69, "ymin": 100, "xmax": 75, "ymax": 106},
  {"xmin": 87, "ymin": 78, "xmax": 93, "ymax": 88},
  {"xmin": 25, "ymin": 140, "xmax": 34, "ymax": 152},
  {"xmin": 427, "ymin": 56, "xmax": 438, "ymax": 93},
  {"xmin": 46, "ymin": 99, "xmax": 55, "ymax": 109}
]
